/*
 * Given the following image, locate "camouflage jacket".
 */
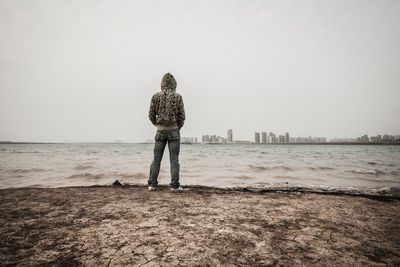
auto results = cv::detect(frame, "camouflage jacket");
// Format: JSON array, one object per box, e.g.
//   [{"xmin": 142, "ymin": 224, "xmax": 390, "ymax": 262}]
[{"xmin": 149, "ymin": 73, "xmax": 185, "ymax": 129}]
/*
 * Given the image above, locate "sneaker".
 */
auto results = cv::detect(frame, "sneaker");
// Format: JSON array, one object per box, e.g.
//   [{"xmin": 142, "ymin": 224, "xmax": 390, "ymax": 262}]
[
  {"xmin": 171, "ymin": 187, "xmax": 184, "ymax": 192},
  {"xmin": 148, "ymin": 186, "xmax": 157, "ymax": 191}
]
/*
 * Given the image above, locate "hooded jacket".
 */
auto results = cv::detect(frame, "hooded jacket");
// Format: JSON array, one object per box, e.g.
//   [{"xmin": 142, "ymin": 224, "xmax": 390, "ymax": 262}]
[{"xmin": 149, "ymin": 73, "xmax": 185, "ymax": 129}]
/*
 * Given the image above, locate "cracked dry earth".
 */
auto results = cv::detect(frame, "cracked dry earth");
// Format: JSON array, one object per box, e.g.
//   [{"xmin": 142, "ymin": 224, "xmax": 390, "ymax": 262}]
[{"xmin": 0, "ymin": 186, "xmax": 399, "ymax": 266}]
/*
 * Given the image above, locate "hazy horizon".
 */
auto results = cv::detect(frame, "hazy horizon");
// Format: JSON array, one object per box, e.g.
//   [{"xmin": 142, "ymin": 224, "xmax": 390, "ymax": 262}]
[{"xmin": 1, "ymin": 0, "xmax": 399, "ymax": 143}]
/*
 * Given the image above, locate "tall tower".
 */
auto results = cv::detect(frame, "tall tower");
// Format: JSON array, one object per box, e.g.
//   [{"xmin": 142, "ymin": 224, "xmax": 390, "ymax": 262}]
[
  {"xmin": 227, "ymin": 129, "xmax": 233, "ymax": 143},
  {"xmin": 255, "ymin": 132, "xmax": 260, "ymax": 143},
  {"xmin": 261, "ymin": 132, "xmax": 267, "ymax": 143},
  {"xmin": 268, "ymin": 132, "xmax": 274, "ymax": 143},
  {"xmin": 285, "ymin": 132, "xmax": 290, "ymax": 143}
]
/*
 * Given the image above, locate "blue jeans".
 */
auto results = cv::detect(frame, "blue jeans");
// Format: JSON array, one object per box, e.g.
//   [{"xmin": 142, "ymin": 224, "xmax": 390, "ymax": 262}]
[{"xmin": 148, "ymin": 129, "xmax": 180, "ymax": 188}]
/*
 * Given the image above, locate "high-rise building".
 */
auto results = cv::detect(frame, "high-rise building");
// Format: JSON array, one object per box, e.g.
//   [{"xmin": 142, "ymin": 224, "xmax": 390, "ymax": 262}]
[
  {"xmin": 268, "ymin": 132, "xmax": 274, "ymax": 143},
  {"xmin": 227, "ymin": 129, "xmax": 233, "ymax": 143},
  {"xmin": 202, "ymin": 135, "xmax": 210, "ymax": 142},
  {"xmin": 261, "ymin": 132, "xmax": 267, "ymax": 143},
  {"xmin": 218, "ymin": 137, "xmax": 227, "ymax": 144},
  {"xmin": 268, "ymin": 135, "xmax": 273, "ymax": 143},
  {"xmin": 255, "ymin": 132, "xmax": 260, "ymax": 143},
  {"xmin": 278, "ymin": 135, "xmax": 285, "ymax": 143},
  {"xmin": 285, "ymin": 132, "xmax": 290, "ymax": 143}
]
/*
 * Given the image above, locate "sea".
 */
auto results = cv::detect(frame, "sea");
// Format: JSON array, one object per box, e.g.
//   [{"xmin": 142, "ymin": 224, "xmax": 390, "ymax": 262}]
[{"xmin": 0, "ymin": 143, "xmax": 399, "ymax": 196}]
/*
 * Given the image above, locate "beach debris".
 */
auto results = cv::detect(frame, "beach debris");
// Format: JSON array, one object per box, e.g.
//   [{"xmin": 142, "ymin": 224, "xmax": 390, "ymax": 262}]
[{"xmin": 113, "ymin": 180, "xmax": 122, "ymax": 186}]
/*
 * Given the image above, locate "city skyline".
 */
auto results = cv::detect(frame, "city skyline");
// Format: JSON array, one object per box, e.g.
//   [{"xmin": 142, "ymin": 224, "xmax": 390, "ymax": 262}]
[
  {"xmin": 3, "ymin": 127, "xmax": 399, "ymax": 144},
  {"xmin": 176, "ymin": 129, "xmax": 400, "ymax": 144}
]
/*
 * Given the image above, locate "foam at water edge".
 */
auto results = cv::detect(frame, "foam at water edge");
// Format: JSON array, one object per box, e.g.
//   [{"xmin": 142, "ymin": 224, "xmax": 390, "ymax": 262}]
[{"xmin": 154, "ymin": 183, "xmax": 400, "ymax": 198}]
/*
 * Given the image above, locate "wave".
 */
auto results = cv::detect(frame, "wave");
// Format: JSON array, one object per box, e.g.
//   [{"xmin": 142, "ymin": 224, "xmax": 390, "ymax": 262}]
[
  {"xmin": 10, "ymin": 168, "xmax": 46, "ymax": 174},
  {"xmin": 85, "ymin": 151, "xmax": 99, "ymax": 155},
  {"xmin": 346, "ymin": 169, "xmax": 385, "ymax": 176},
  {"xmin": 117, "ymin": 173, "xmax": 146, "ymax": 179},
  {"xmin": 249, "ymin": 165, "xmax": 293, "ymax": 172},
  {"xmin": 318, "ymin": 166, "xmax": 334, "ymax": 170},
  {"xmin": 74, "ymin": 164, "xmax": 93, "ymax": 170},
  {"xmin": 308, "ymin": 166, "xmax": 335, "ymax": 171},
  {"xmin": 67, "ymin": 173, "xmax": 104, "ymax": 180},
  {"xmin": 391, "ymin": 171, "xmax": 400, "ymax": 176},
  {"xmin": 11, "ymin": 150, "xmax": 40, "ymax": 154},
  {"xmin": 234, "ymin": 175, "xmax": 253, "ymax": 180}
]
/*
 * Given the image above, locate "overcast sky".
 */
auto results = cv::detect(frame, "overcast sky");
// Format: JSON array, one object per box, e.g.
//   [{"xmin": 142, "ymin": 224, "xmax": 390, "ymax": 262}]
[{"xmin": 0, "ymin": 0, "xmax": 399, "ymax": 142}]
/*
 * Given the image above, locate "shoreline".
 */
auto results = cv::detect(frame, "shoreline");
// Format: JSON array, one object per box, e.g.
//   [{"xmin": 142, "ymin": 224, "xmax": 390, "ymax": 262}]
[
  {"xmin": 8, "ymin": 183, "xmax": 400, "ymax": 200},
  {"xmin": 1, "ymin": 186, "xmax": 399, "ymax": 266}
]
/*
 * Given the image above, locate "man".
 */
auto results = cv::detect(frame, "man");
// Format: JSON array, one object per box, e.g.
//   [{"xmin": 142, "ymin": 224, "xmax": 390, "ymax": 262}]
[{"xmin": 148, "ymin": 73, "xmax": 185, "ymax": 192}]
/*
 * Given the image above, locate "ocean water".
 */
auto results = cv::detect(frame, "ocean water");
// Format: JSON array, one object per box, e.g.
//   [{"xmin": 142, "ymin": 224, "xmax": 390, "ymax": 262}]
[{"xmin": 0, "ymin": 143, "xmax": 399, "ymax": 194}]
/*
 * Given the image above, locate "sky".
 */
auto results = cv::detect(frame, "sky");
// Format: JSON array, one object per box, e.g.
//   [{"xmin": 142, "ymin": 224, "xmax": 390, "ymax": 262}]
[{"xmin": 0, "ymin": 0, "xmax": 399, "ymax": 142}]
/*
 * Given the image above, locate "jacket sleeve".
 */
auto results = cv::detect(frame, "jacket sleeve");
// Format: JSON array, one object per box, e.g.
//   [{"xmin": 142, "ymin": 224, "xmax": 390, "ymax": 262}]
[
  {"xmin": 148, "ymin": 94, "xmax": 158, "ymax": 126},
  {"xmin": 177, "ymin": 95, "xmax": 185, "ymax": 129}
]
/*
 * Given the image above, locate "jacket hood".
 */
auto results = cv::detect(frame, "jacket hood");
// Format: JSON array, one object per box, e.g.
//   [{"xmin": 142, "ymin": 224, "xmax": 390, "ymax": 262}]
[{"xmin": 161, "ymin": 73, "xmax": 177, "ymax": 91}]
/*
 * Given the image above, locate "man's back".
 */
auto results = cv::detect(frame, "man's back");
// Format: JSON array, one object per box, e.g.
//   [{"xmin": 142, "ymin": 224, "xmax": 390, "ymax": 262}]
[{"xmin": 148, "ymin": 73, "xmax": 185, "ymax": 130}]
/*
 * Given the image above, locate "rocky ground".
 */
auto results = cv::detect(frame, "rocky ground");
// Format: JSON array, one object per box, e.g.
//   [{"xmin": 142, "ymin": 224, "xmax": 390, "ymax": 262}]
[{"xmin": 0, "ymin": 185, "xmax": 399, "ymax": 266}]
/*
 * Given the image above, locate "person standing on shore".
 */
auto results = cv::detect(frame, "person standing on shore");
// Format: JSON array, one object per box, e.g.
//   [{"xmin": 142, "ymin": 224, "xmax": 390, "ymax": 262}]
[{"xmin": 148, "ymin": 73, "xmax": 185, "ymax": 192}]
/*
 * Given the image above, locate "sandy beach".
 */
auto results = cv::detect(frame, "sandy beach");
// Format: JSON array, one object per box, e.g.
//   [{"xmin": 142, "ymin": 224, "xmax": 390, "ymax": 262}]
[{"xmin": 0, "ymin": 185, "xmax": 399, "ymax": 266}]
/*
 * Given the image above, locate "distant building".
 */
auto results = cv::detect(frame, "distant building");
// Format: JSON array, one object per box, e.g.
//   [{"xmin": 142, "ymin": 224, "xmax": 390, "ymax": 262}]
[
  {"xmin": 370, "ymin": 135, "xmax": 382, "ymax": 142},
  {"xmin": 255, "ymin": 132, "xmax": 260, "ymax": 143},
  {"xmin": 218, "ymin": 137, "xmax": 227, "ymax": 144},
  {"xmin": 268, "ymin": 132, "xmax": 274, "ymax": 143},
  {"xmin": 285, "ymin": 132, "xmax": 289, "ymax": 143},
  {"xmin": 354, "ymin": 134, "xmax": 400, "ymax": 142},
  {"xmin": 331, "ymin": 138, "xmax": 357, "ymax": 142},
  {"xmin": 182, "ymin": 137, "xmax": 198, "ymax": 144},
  {"xmin": 358, "ymin": 134, "xmax": 369, "ymax": 142},
  {"xmin": 382, "ymin": 134, "xmax": 393, "ymax": 141},
  {"xmin": 261, "ymin": 132, "xmax": 267, "ymax": 143},
  {"xmin": 278, "ymin": 135, "xmax": 285, "ymax": 143},
  {"xmin": 227, "ymin": 129, "xmax": 233, "ymax": 143},
  {"xmin": 295, "ymin": 137, "xmax": 312, "ymax": 143},
  {"xmin": 313, "ymin": 137, "xmax": 327, "ymax": 143},
  {"xmin": 291, "ymin": 136, "xmax": 327, "ymax": 143},
  {"xmin": 202, "ymin": 135, "xmax": 210, "ymax": 142},
  {"xmin": 202, "ymin": 133, "xmax": 226, "ymax": 144}
]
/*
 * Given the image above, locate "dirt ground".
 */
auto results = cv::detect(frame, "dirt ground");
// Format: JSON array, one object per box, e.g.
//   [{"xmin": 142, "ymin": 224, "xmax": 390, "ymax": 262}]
[{"xmin": 0, "ymin": 185, "xmax": 399, "ymax": 266}]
